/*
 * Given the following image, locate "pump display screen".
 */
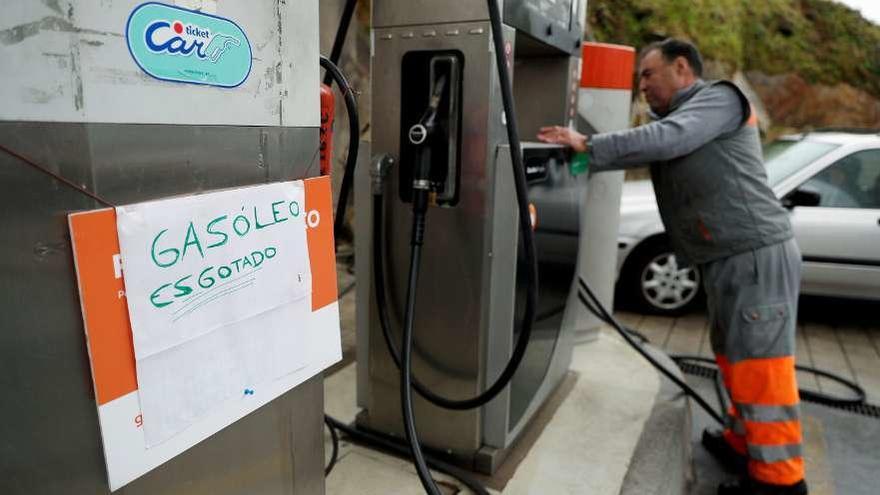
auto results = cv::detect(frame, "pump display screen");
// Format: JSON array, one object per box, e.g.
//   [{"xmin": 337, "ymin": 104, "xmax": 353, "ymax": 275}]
[
  {"xmin": 504, "ymin": 0, "xmax": 582, "ymax": 54},
  {"xmin": 521, "ymin": 0, "xmax": 574, "ymax": 30}
]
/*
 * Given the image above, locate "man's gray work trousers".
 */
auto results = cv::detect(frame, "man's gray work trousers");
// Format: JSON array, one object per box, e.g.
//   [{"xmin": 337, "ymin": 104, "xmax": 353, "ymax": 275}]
[{"xmin": 700, "ymin": 238, "xmax": 805, "ymax": 485}]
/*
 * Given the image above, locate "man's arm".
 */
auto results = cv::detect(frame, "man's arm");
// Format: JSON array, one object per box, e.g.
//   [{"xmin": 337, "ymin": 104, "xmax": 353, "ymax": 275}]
[{"xmin": 590, "ymin": 84, "xmax": 745, "ymax": 171}]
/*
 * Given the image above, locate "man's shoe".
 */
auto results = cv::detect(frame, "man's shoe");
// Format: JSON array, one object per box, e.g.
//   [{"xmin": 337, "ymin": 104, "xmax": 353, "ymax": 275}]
[
  {"xmin": 702, "ymin": 429, "xmax": 747, "ymax": 473},
  {"xmin": 718, "ymin": 478, "xmax": 808, "ymax": 495}
]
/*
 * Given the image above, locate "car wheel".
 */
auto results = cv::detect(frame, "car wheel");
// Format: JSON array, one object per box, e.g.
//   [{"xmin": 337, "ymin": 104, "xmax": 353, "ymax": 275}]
[{"xmin": 622, "ymin": 239, "xmax": 703, "ymax": 316}]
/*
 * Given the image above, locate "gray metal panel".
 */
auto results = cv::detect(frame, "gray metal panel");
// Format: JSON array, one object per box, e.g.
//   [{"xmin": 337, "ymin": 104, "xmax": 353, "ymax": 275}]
[
  {"xmin": 0, "ymin": 122, "xmax": 323, "ymax": 494},
  {"xmin": 513, "ymin": 55, "xmax": 580, "ymax": 141},
  {"xmin": 355, "ymin": 141, "xmax": 373, "ymax": 412},
  {"xmin": 373, "ymin": 0, "xmax": 500, "ymax": 28},
  {"xmin": 482, "ymin": 145, "xmax": 578, "ymax": 451},
  {"xmin": 372, "ymin": 0, "xmax": 587, "ymax": 49},
  {"xmin": 481, "ymin": 146, "xmax": 519, "ymax": 449}
]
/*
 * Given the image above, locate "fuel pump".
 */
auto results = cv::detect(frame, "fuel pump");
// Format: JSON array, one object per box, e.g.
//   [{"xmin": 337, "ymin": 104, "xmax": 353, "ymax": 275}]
[{"xmin": 355, "ymin": 0, "xmax": 588, "ymax": 484}]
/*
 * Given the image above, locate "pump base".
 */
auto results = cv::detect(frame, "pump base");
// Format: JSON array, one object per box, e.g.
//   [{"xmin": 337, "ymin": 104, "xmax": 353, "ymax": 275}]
[{"xmin": 330, "ymin": 332, "xmax": 694, "ymax": 494}]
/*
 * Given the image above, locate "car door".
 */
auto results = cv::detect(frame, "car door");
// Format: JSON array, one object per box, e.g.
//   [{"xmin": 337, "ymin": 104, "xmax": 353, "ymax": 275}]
[{"xmin": 786, "ymin": 148, "xmax": 880, "ymax": 300}]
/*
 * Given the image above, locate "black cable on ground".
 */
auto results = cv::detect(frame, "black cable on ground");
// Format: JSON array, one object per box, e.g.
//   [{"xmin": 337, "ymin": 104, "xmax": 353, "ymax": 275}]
[
  {"xmin": 576, "ymin": 275, "xmax": 867, "ymax": 424},
  {"xmin": 669, "ymin": 354, "xmax": 867, "ymax": 407},
  {"xmin": 338, "ymin": 280, "xmax": 356, "ymax": 298},
  {"xmin": 319, "ymin": 55, "xmax": 359, "ymax": 243},
  {"xmin": 323, "ymin": 416, "xmax": 491, "ymax": 495},
  {"xmin": 324, "ymin": 416, "xmax": 340, "ymax": 476},
  {"xmin": 576, "ymin": 277, "xmax": 726, "ymax": 425},
  {"xmin": 580, "ymin": 290, "xmax": 649, "ymax": 344}
]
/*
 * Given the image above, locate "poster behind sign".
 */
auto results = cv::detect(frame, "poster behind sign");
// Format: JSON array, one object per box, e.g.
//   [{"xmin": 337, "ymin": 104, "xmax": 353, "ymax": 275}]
[
  {"xmin": 68, "ymin": 176, "xmax": 341, "ymax": 489},
  {"xmin": 116, "ymin": 181, "xmax": 316, "ymax": 445}
]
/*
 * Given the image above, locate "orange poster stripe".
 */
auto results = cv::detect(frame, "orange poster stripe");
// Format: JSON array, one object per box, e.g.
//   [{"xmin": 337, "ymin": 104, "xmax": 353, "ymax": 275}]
[
  {"xmin": 69, "ymin": 209, "xmax": 139, "ymax": 406},
  {"xmin": 304, "ymin": 176, "xmax": 338, "ymax": 311},
  {"xmin": 729, "ymin": 356, "xmax": 800, "ymax": 406},
  {"xmin": 581, "ymin": 42, "xmax": 636, "ymax": 90},
  {"xmin": 745, "ymin": 420, "xmax": 802, "ymax": 447},
  {"xmin": 749, "ymin": 457, "xmax": 805, "ymax": 486}
]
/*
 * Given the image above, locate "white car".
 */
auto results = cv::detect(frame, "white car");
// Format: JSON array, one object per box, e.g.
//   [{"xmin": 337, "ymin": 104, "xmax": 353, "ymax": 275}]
[{"xmin": 615, "ymin": 130, "xmax": 880, "ymax": 315}]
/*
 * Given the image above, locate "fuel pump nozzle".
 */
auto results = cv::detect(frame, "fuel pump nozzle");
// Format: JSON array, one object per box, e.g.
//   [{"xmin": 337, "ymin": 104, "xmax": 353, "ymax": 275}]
[
  {"xmin": 407, "ymin": 72, "xmax": 449, "ymax": 245},
  {"xmin": 399, "ymin": 53, "xmax": 462, "ymax": 207},
  {"xmin": 407, "ymin": 74, "xmax": 448, "ymax": 148}
]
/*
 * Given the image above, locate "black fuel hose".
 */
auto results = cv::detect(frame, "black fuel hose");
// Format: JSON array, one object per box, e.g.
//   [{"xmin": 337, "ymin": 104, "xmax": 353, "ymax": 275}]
[
  {"xmin": 323, "ymin": 416, "xmax": 339, "ymax": 476},
  {"xmin": 322, "ymin": 0, "xmax": 358, "ymax": 86},
  {"xmin": 373, "ymin": 194, "xmax": 465, "ymax": 380},
  {"xmin": 319, "ymin": 55, "xmax": 359, "ymax": 242},
  {"xmin": 401, "ymin": 225, "xmax": 441, "ymax": 494}
]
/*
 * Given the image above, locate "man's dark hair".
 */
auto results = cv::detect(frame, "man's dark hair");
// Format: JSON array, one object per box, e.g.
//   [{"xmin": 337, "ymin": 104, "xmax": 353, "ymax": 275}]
[{"xmin": 642, "ymin": 38, "xmax": 703, "ymax": 77}]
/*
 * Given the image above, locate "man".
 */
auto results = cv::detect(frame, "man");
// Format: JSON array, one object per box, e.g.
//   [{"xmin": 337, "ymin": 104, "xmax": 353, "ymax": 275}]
[{"xmin": 538, "ymin": 38, "xmax": 806, "ymax": 495}]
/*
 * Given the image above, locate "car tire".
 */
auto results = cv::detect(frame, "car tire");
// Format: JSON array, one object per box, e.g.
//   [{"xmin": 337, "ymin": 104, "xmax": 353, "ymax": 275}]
[{"xmin": 619, "ymin": 237, "xmax": 703, "ymax": 316}]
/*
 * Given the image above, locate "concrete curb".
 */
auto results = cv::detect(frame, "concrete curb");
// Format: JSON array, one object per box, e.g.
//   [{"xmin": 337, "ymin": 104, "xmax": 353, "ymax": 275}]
[{"xmin": 619, "ymin": 346, "xmax": 695, "ymax": 495}]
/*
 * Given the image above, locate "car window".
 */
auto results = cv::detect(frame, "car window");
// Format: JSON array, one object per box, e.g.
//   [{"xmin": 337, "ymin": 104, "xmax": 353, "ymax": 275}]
[
  {"xmin": 764, "ymin": 140, "xmax": 839, "ymax": 187},
  {"xmin": 762, "ymin": 140, "xmax": 796, "ymax": 162},
  {"xmin": 798, "ymin": 149, "xmax": 880, "ymax": 209}
]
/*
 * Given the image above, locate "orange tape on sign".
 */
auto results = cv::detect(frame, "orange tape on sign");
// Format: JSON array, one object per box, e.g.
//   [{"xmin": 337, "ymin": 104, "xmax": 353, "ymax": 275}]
[{"xmin": 581, "ymin": 42, "xmax": 636, "ymax": 90}]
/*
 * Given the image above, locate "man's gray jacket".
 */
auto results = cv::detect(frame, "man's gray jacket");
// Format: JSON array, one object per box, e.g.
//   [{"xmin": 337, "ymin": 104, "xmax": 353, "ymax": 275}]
[{"xmin": 590, "ymin": 79, "xmax": 793, "ymax": 265}]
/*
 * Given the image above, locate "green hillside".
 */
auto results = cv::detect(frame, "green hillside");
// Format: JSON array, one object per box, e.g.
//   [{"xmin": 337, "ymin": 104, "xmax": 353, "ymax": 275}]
[{"xmin": 589, "ymin": 0, "xmax": 880, "ymax": 98}]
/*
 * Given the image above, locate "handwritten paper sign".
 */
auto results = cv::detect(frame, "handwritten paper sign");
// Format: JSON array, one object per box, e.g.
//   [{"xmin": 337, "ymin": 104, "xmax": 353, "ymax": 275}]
[
  {"xmin": 69, "ymin": 176, "xmax": 341, "ymax": 489},
  {"xmin": 116, "ymin": 181, "xmax": 312, "ymax": 359},
  {"xmin": 115, "ymin": 181, "xmax": 323, "ymax": 446}
]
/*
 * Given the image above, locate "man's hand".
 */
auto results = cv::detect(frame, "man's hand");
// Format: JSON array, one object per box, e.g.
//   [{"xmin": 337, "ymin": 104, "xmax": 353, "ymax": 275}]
[{"xmin": 537, "ymin": 126, "xmax": 589, "ymax": 153}]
